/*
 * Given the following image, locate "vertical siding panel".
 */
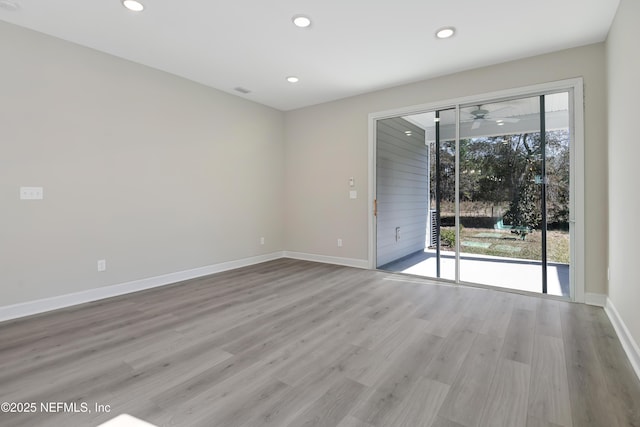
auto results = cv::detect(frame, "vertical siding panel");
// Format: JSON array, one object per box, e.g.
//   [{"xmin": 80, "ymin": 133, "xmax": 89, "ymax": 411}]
[{"xmin": 376, "ymin": 118, "xmax": 429, "ymax": 267}]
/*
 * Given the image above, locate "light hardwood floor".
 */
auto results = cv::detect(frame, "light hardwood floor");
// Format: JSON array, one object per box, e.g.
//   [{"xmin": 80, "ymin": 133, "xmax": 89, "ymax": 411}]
[{"xmin": 1, "ymin": 259, "xmax": 639, "ymax": 427}]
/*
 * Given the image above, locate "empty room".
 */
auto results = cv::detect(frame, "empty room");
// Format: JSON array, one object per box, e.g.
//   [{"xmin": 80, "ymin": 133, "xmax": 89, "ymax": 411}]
[{"xmin": 1, "ymin": 0, "xmax": 639, "ymax": 426}]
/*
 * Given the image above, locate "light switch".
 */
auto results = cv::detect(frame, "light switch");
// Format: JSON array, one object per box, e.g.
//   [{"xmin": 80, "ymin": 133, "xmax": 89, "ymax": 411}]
[
  {"xmin": 20, "ymin": 186, "xmax": 44, "ymax": 200},
  {"xmin": 349, "ymin": 190, "xmax": 357, "ymax": 199}
]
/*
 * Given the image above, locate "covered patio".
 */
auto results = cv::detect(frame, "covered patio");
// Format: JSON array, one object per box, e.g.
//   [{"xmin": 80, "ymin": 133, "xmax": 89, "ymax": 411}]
[{"xmin": 380, "ymin": 249, "xmax": 570, "ymax": 297}]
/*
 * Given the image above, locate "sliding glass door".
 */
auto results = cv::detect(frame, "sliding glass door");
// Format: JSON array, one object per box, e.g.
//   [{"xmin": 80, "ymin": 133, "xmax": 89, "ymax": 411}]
[
  {"xmin": 458, "ymin": 96, "xmax": 545, "ymax": 292},
  {"xmin": 375, "ymin": 90, "xmax": 572, "ymax": 297}
]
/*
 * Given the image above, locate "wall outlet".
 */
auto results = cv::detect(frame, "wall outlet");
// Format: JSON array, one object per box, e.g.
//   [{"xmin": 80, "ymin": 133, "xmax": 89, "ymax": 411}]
[
  {"xmin": 260, "ymin": 237, "xmax": 265, "ymax": 245},
  {"xmin": 337, "ymin": 238, "xmax": 343, "ymax": 247},
  {"xmin": 97, "ymin": 259, "xmax": 106, "ymax": 272},
  {"xmin": 396, "ymin": 227, "xmax": 401, "ymax": 241}
]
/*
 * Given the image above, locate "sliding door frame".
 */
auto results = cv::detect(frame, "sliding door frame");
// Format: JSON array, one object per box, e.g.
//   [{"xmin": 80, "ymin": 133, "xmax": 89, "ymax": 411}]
[{"xmin": 368, "ymin": 78, "xmax": 585, "ymax": 302}]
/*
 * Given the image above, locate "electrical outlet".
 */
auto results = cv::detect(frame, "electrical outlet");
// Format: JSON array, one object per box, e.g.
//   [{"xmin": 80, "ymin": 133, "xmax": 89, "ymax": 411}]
[
  {"xmin": 337, "ymin": 238, "xmax": 343, "ymax": 247},
  {"xmin": 97, "ymin": 259, "xmax": 106, "ymax": 272},
  {"xmin": 396, "ymin": 227, "xmax": 401, "ymax": 241},
  {"xmin": 260, "ymin": 237, "xmax": 265, "ymax": 245}
]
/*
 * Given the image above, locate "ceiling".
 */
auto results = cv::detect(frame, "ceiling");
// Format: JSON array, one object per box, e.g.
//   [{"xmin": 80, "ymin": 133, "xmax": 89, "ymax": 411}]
[{"xmin": 0, "ymin": 0, "xmax": 620, "ymax": 111}]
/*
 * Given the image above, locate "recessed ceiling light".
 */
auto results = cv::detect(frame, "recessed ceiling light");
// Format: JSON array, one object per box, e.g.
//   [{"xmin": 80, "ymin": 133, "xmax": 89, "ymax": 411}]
[
  {"xmin": 122, "ymin": 0, "xmax": 144, "ymax": 12},
  {"xmin": 435, "ymin": 27, "xmax": 455, "ymax": 39},
  {"xmin": 292, "ymin": 15, "xmax": 312, "ymax": 28},
  {"xmin": 286, "ymin": 76, "xmax": 300, "ymax": 83}
]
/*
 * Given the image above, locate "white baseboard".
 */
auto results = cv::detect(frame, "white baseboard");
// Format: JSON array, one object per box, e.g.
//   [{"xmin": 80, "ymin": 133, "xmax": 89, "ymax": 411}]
[
  {"xmin": 282, "ymin": 251, "xmax": 369, "ymax": 269},
  {"xmin": 604, "ymin": 297, "xmax": 640, "ymax": 381},
  {"xmin": 0, "ymin": 252, "xmax": 284, "ymax": 323},
  {"xmin": 584, "ymin": 292, "xmax": 607, "ymax": 307}
]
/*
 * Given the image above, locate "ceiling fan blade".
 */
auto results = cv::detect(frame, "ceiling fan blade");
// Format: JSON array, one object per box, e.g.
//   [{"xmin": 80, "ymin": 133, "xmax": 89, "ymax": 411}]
[
  {"xmin": 491, "ymin": 117, "xmax": 520, "ymax": 123},
  {"xmin": 459, "ymin": 111, "xmax": 475, "ymax": 121},
  {"xmin": 486, "ymin": 105, "xmax": 515, "ymax": 117},
  {"xmin": 471, "ymin": 120, "xmax": 481, "ymax": 130}
]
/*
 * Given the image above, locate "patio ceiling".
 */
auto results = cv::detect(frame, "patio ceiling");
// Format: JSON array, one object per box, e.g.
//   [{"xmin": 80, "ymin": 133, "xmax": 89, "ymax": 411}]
[{"xmin": 404, "ymin": 93, "xmax": 569, "ymax": 142}]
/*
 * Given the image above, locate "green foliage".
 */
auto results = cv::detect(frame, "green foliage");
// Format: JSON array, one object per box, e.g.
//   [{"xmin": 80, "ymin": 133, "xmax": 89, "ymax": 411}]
[
  {"xmin": 440, "ymin": 225, "xmax": 464, "ymax": 247},
  {"xmin": 432, "ymin": 131, "xmax": 569, "ymax": 228},
  {"xmin": 440, "ymin": 228, "xmax": 456, "ymax": 247},
  {"xmin": 503, "ymin": 162, "xmax": 542, "ymax": 230}
]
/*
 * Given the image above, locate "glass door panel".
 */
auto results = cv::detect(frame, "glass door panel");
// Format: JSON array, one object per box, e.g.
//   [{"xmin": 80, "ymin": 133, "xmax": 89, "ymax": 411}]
[
  {"xmin": 375, "ymin": 108, "xmax": 456, "ymax": 281},
  {"xmin": 544, "ymin": 92, "xmax": 571, "ymax": 296},
  {"xmin": 458, "ymin": 96, "xmax": 544, "ymax": 292},
  {"xmin": 375, "ymin": 115, "xmax": 431, "ymax": 271}
]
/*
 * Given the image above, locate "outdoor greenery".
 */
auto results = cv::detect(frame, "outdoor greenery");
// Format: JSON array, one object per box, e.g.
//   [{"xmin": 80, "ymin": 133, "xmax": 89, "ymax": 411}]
[
  {"xmin": 432, "ymin": 130, "xmax": 570, "ymax": 229},
  {"xmin": 431, "ymin": 130, "xmax": 570, "ymax": 264},
  {"xmin": 440, "ymin": 225, "xmax": 464, "ymax": 247},
  {"xmin": 440, "ymin": 226, "xmax": 570, "ymax": 264}
]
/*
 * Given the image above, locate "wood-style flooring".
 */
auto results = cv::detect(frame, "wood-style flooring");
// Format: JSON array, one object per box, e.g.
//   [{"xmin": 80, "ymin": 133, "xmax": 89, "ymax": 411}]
[{"xmin": 0, "ymin": 259, "xmax": 638, "ymax": 427}]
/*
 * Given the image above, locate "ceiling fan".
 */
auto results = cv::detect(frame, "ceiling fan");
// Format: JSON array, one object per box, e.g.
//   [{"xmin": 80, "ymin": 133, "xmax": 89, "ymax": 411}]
[{"xmin": 461, "ymin": 105, "xmax": 520, "ymax": 130}]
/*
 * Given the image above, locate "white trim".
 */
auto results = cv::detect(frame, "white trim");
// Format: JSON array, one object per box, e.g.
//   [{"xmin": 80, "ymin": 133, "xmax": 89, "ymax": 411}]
[
  {"xmin": 0, "ymin": 252, "xmax": 284, "ymax": 323},
  {"xmin": 370, "ymin": 78, "xmax": 585, "ymax": 121},
  {"xmin": 368, "ymin": 116, "xmax": 377, "ymax": 269},
  {"xmin": 368, "ymin": 78, "xmax": 585, "ymax": 302},
  {"xmin": 454, "ymin": 106, "xmax": 460, "ymax": 283},
  {"xmin": 571, "ymin": 82, "xmax": 586, "ymax": 304},
  {"xmin": 605, "ymin": 298, "xmax": 640, "ymax": 381},
  {"xmin": 584, "ymin": 292, "xmax": 607, "ymax": 307},
  {"xmin": 283, "ymin": 251, "xmax": 369, "ymax": 269}
]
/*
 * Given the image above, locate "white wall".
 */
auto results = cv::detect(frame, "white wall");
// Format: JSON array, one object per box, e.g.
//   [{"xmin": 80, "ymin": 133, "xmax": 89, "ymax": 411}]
[
  {"xmin": 606, "ymin": 0, "xmax": 640, "ymax": 352},
  {"xmin": 0, "ymin": 22, "xmax": 285, "ymax": 306},
  {"xmin": 284, "ymin": 43, "xmax": 608, "ymax": 295}
]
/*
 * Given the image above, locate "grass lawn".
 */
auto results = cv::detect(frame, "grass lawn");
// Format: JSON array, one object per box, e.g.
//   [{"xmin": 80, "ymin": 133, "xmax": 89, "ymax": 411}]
[{"xmin": 440, "ymin": 227, "xmax": 570, "ymax": 264}]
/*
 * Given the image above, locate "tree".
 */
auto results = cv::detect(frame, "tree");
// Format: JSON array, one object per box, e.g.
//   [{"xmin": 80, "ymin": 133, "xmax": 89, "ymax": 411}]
[
  {"xmin": 502, "ymin": 133, "xmax": 542, "ymax": 230},
  {"xmin": 430, "ymin": 129, "xmax": 570, "ymax": 230}
]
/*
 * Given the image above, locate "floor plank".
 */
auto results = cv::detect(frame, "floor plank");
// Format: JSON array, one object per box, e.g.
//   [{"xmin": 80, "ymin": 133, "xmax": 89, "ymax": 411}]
[
  {"xmin": 286, "ymin": 377, "xmax": 365, "ymax": 427},
  {"xmin": 437, "ymin": 333, "xmax": 504, "ymax": 427},
  {"xmin": 559, "ymin": 303, "xmax": 622, "ymax": 427},
  {"xmin": 501, "ymin": 308, "xmax": 536, "ymax": 365},
  {"xmin": 478, "ymin": 358, "xmax": 531, "ymax": 427},
  {"xmin": 386, "ymin": 377, "xmax": 450, "ymax": 427},
  {"xmin": 527, "ymin": 335, "xmax": 572, "ymax": 427}
]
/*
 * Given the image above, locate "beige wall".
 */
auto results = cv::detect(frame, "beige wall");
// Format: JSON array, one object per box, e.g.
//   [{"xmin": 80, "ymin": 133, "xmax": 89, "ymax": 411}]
[
  {"xmin": 607, "ymin": 0, "xmax": 640, "ymax": 348},
  {"xmin": 285, "ymin": 43, "xmax": 608, "ymax": 295},
  {"xmin": 0, "ymin": 22, "xmax": 285, "ymax": 306},
  {"xmin": 0, "ymin": 19, "xmax": 611, "ymax": 308}
]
